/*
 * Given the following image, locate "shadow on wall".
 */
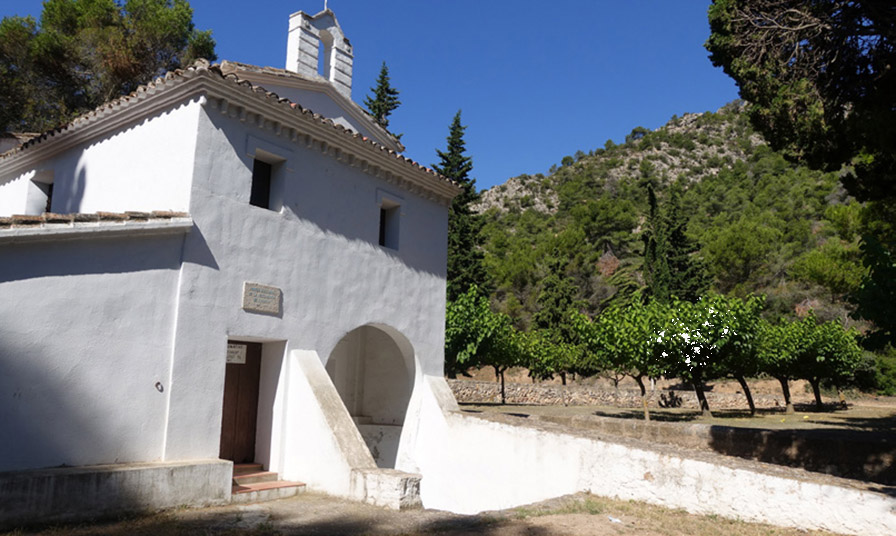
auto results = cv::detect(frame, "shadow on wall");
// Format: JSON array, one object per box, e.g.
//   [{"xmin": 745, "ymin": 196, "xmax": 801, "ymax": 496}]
[
  {"xmin": 0, "ymin": 227, "xmax": 217, "ymax": 284},
  {"xmin": 200, "ymin": 111, "xmax": 449, "ymax": 280},
  {"xmin": 707, "ymin": 424, "xmax": 896, "ymax": 489},
  {"xmin": 0, "ymin": 337, "xmax": 148, "ymax": 527},
  {"xmin": 54, "ymin": 160, "xmax": 86, "ymax": 215}
]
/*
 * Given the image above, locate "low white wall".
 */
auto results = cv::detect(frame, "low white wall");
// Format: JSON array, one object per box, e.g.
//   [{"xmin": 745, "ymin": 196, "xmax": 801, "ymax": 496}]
[
  {"xmin": 414, "ymin": 377, "xmax": 896, "ymax": 536},
  {"xmin": 0, "ymin": 459, "xmax": 231, "ymax": 529}
]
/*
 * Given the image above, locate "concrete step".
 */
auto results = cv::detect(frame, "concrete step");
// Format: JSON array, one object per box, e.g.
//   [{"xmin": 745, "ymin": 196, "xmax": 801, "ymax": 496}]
[
  {"xmin": 233, "ymin": 463, "xmax": 264, "ymax": 475},
  {"xmin": 233, "ymin": 470, "xmax": 279, "ymax": 485},
  {"xmin": 231, "ymin": 480, "xmax": 305, "ymax": 504}
]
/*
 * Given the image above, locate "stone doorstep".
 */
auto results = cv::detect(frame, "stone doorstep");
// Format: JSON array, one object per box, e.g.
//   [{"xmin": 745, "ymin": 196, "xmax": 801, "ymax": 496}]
[
  {"xmin": 231, "ymin": 463, "xmax": 305, "ymax": 505},
  {"xmin": 230, "ymin": 481, "xmax": 305, "ymax": 505}
]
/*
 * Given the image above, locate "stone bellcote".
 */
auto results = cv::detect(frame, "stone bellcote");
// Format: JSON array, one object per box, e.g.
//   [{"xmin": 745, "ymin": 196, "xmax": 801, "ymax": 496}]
[{"xmin": 286, "ymin": 9, "xmax": 354, "ymax": 99}]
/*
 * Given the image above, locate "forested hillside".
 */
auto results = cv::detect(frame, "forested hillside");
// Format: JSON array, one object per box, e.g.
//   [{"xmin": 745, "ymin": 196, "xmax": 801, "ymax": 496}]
[{"xmin": 476, "ymin": 102, "xmax": 863, "ymax": 330}]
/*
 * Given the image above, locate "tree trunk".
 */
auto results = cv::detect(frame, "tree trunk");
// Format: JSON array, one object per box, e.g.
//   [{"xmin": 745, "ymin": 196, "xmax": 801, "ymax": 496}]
[
  {"xmin": 735, "ymin": 375, "xmax": 756, "ymax": 416},
  {"xmin": 560, "ymin": 371, "xmax": 567, "ymax": 386},
  {"xmin": 692, "ymin": 372, "xmax": 712, "ymax": 417},
  {"xmin": 494, "ymin": 366, "xmax": 506, "ymax": 405},
  {"xmin": 776, "ymin": 376, "xmax": 795, "ymax": 414},
  {"xmin": 446, "ymin": 358, "xmax": 457, "ymax": 379},
  {"xmin": 810, "ymin": 378, "xmax": 824, "ymax": 412},
  {"xmin": 634, "ymin": 375, "xmax": 650, "ymax": 421}
]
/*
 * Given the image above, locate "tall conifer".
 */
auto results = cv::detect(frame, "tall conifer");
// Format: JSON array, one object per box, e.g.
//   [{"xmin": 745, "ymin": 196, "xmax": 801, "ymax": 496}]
[
  {"xmin": 434, "ymin": 110, "xmax": 488, "ymax": 303},
  {"xmin": 363, "ymin": 61, "xmax": 400, "ymax": 132},
  {"xmin": 642, "ymin": 182, "xmax": 708, "ymax": 303}
]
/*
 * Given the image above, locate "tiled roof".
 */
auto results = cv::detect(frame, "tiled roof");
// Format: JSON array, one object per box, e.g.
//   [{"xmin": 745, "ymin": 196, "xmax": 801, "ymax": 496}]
[
  {"xmin": 0, "ymin": 211, "xmax": 189, "ymax": 229},
  {"xmin": 0, "ymin": 210, "xmax": 193, "ymax": 244},
  {"xmin": 0, "ymin": 60, "xmax": 457, "ymax": 196}
]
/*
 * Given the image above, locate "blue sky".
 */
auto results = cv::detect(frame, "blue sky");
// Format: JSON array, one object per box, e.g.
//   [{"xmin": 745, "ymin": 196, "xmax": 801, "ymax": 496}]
[{"xmin": 7, "ymin": 1, "xmax": 740, "ymax": 191}]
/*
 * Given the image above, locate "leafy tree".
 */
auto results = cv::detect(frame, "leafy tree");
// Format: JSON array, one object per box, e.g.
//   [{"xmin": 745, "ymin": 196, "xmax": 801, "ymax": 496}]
[
  {"xmin": 790, "ymin": 238, "xmax": 866, "ymax": 300},
  {"xmin": 703, "ymin": 215, "xmax": 781, "ymax": 294},
  {"xmin": 706, "ymin": 0, "xmax": 894, "ymax": 199},
  {"xmin": 713, "ymin": 294, "xmax": 766, "ymax": 415},
  {"xmin": 445, "ymin": 286, "xmax": 521, "ymax": 403},
  {"xmin": 363, "ymin": 61, "xmax": 400, "ymax": 133},
  {"xmin": 792, "ymin": 315, "xmax": 864, "ymax": 411},
  {"xmin": 1, "ymin": 0, "xmax": 216, "ymax": 133},
  {"xmin": 852, "ymin": 202, "xmax": 896, "ymax": 348},
  {"xmin": 435, "ymin": 110, "xmax": 489, "ymax": 307},
  {"xmin": 657, "ymin": 295, "xmax": 758, "ymax": 417},
  {"xmin": 757, "ymin": 319, "xmax": 799, "ymax": 413},
  {"xmin": 577, "ymin": 298, "xmax": 666, "ymax": 420}
]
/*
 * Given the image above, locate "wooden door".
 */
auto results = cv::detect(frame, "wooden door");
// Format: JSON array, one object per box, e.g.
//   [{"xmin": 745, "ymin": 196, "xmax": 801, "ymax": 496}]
[{"xmin": 219, "ymin": 341, "xmax": 262, "ymax": 463}]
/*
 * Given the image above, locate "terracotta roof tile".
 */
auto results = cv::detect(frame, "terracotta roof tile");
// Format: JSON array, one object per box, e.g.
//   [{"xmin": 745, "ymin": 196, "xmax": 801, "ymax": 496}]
[{"xmin": 0, "ymin": 60, "xmax": 460, "ymax": 198}]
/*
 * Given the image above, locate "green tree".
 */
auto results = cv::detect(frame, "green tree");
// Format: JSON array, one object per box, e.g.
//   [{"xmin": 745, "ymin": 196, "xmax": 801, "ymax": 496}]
[
  {"xmin": 1, "ymin": 0, "xmax": 216, "ymax": 133},
  {"xmin": 363, "ymin": 61, "xmax": 400, "ymax": 133},
  {"xmin": 792, "ymin": 315, "xmax": 864, "ymax": 411},
  {"xmin": 577, "ymin": 299, "xmax": 666, "ymax": 420},
  {"xmin": 714, "ymin": 294, "xmax": 766, "ymax": 415},
  {"xmin": 657, "ymin": 295, "xmax": 755, "ymax": 417},
  {"xmin": 706, "ymin": 0, "xmax": 896, "ymax": 344},
  {"xmin": 445, "ymin": 286, "xmax": 521, "ymax": 403},
  {"xmin": 532, "ymin": 252, "xmax": 584, "ymax": 385},
  {"xmin": 757, "ymin": 318, "xmax": 799, "ymax": 414},
  {"xmin": 434, "ymin": 110, "xmax": 489, "ymax": 304}
]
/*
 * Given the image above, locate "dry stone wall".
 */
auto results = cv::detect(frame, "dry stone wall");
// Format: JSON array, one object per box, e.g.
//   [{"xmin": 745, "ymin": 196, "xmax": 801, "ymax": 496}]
[{"xmin": 448, "ymin": 379, "xmax": 785, "ymax": 410}]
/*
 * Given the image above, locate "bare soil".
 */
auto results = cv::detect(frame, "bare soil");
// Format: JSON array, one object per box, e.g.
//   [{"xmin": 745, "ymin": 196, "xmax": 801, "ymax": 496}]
[{"xmin": 3, "ymin": 491, "xmax": 844, "ymax": 536}]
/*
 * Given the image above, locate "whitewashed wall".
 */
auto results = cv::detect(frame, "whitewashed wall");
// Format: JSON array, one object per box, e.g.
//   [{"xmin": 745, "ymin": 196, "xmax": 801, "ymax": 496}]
[
  {"xmin": 0, "ymin": 234, "xmax": 184, "ymax": 471},
  {"xmin": 0, "ymin": 99, "xmax": 200, "ymax": 217},
  {"xmin": 161, "ymin": 104, "xmax": 449, "ymax": 473}
]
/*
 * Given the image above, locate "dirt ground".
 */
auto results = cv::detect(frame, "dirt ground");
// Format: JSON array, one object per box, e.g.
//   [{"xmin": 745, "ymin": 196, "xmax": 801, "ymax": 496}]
[{"xmin": 4, "ymin": 491, "xmax": 845, "ymax": 536}]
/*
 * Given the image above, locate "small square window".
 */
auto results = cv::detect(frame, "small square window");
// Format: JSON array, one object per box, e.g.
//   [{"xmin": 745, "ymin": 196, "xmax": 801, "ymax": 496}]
[
  {"xmin": 250, "ymin": 159, "xmax": 272, "ymax": 209},
  {"xmin": 379, "ymin": 199, "xmax": 400, "ymax": 249}
]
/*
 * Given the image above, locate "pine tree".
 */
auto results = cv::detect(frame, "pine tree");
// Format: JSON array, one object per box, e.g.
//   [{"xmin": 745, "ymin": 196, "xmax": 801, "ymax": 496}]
[
  {"xmin": 1, "ymin": 0, "xmax": 216, "ymax": 133},
  {"xmin": 434, "ymin": 110, "xmax": 488, "ymax": 303},
  {"xmin": 363, "ymin": 61, "xmax": 400, "ymax": 132}
]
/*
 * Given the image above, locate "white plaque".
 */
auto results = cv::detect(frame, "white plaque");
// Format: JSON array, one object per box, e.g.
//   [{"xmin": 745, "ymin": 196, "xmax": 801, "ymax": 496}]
[
  {"xmin": 242, "ymin": 282, "xmax": 282, "ymax": 315},
  {"xmin": 226, "ymin": 343, "xmax": 247, "ymax": 364}
]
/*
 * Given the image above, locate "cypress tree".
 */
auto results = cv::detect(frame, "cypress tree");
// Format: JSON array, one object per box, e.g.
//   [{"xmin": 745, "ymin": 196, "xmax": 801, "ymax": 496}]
[
  {"xmin": 642, "ymin": 182, "xmax": 708, "ymax": 303},
  {"xmin": 434, "ymin": 110, "xmax": 488, "ymax": 303},
  {"xmin": 363, "ymin": 61, "xmax": 400, "ymax": 132}
]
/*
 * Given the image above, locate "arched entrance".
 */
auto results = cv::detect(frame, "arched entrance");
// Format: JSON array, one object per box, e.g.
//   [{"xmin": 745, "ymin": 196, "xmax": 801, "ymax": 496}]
[{"xmin": 325, "ymin": 324, "xmax": 415, "ymax": 468}]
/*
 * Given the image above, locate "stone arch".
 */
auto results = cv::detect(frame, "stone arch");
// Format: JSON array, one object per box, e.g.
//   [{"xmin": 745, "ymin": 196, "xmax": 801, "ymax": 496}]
[
  {"xmin": 325, "ymin": 324, "xmax": 415, "ymax": 467},
  {"xmin": 317, "ymin": 29, "xmax": 334, "ymax": 78}
]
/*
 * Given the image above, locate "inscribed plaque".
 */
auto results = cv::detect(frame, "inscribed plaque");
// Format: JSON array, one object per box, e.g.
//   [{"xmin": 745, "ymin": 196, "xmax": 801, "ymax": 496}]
[{"xmin": 242, "ymin": 282, "xmax": 282, "ymax": 315}]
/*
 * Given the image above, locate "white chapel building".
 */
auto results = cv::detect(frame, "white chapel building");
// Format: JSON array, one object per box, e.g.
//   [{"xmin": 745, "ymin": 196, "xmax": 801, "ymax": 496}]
[{"xmin": 0, "ymin": 8, "xmax": 470, "ymax": 522}]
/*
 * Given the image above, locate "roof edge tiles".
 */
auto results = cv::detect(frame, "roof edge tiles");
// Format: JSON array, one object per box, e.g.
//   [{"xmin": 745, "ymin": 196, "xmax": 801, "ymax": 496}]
[
  {"xmin": 0, "ymin": 211, "xmax": 192, "ymax": 244},
  {"xmin": 0, "ymin": 60, "xmax": 460, "ymax": 205},
  {"xmin": 219, "ymin": 60, "xmax": 404, "ymax": 154}
]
